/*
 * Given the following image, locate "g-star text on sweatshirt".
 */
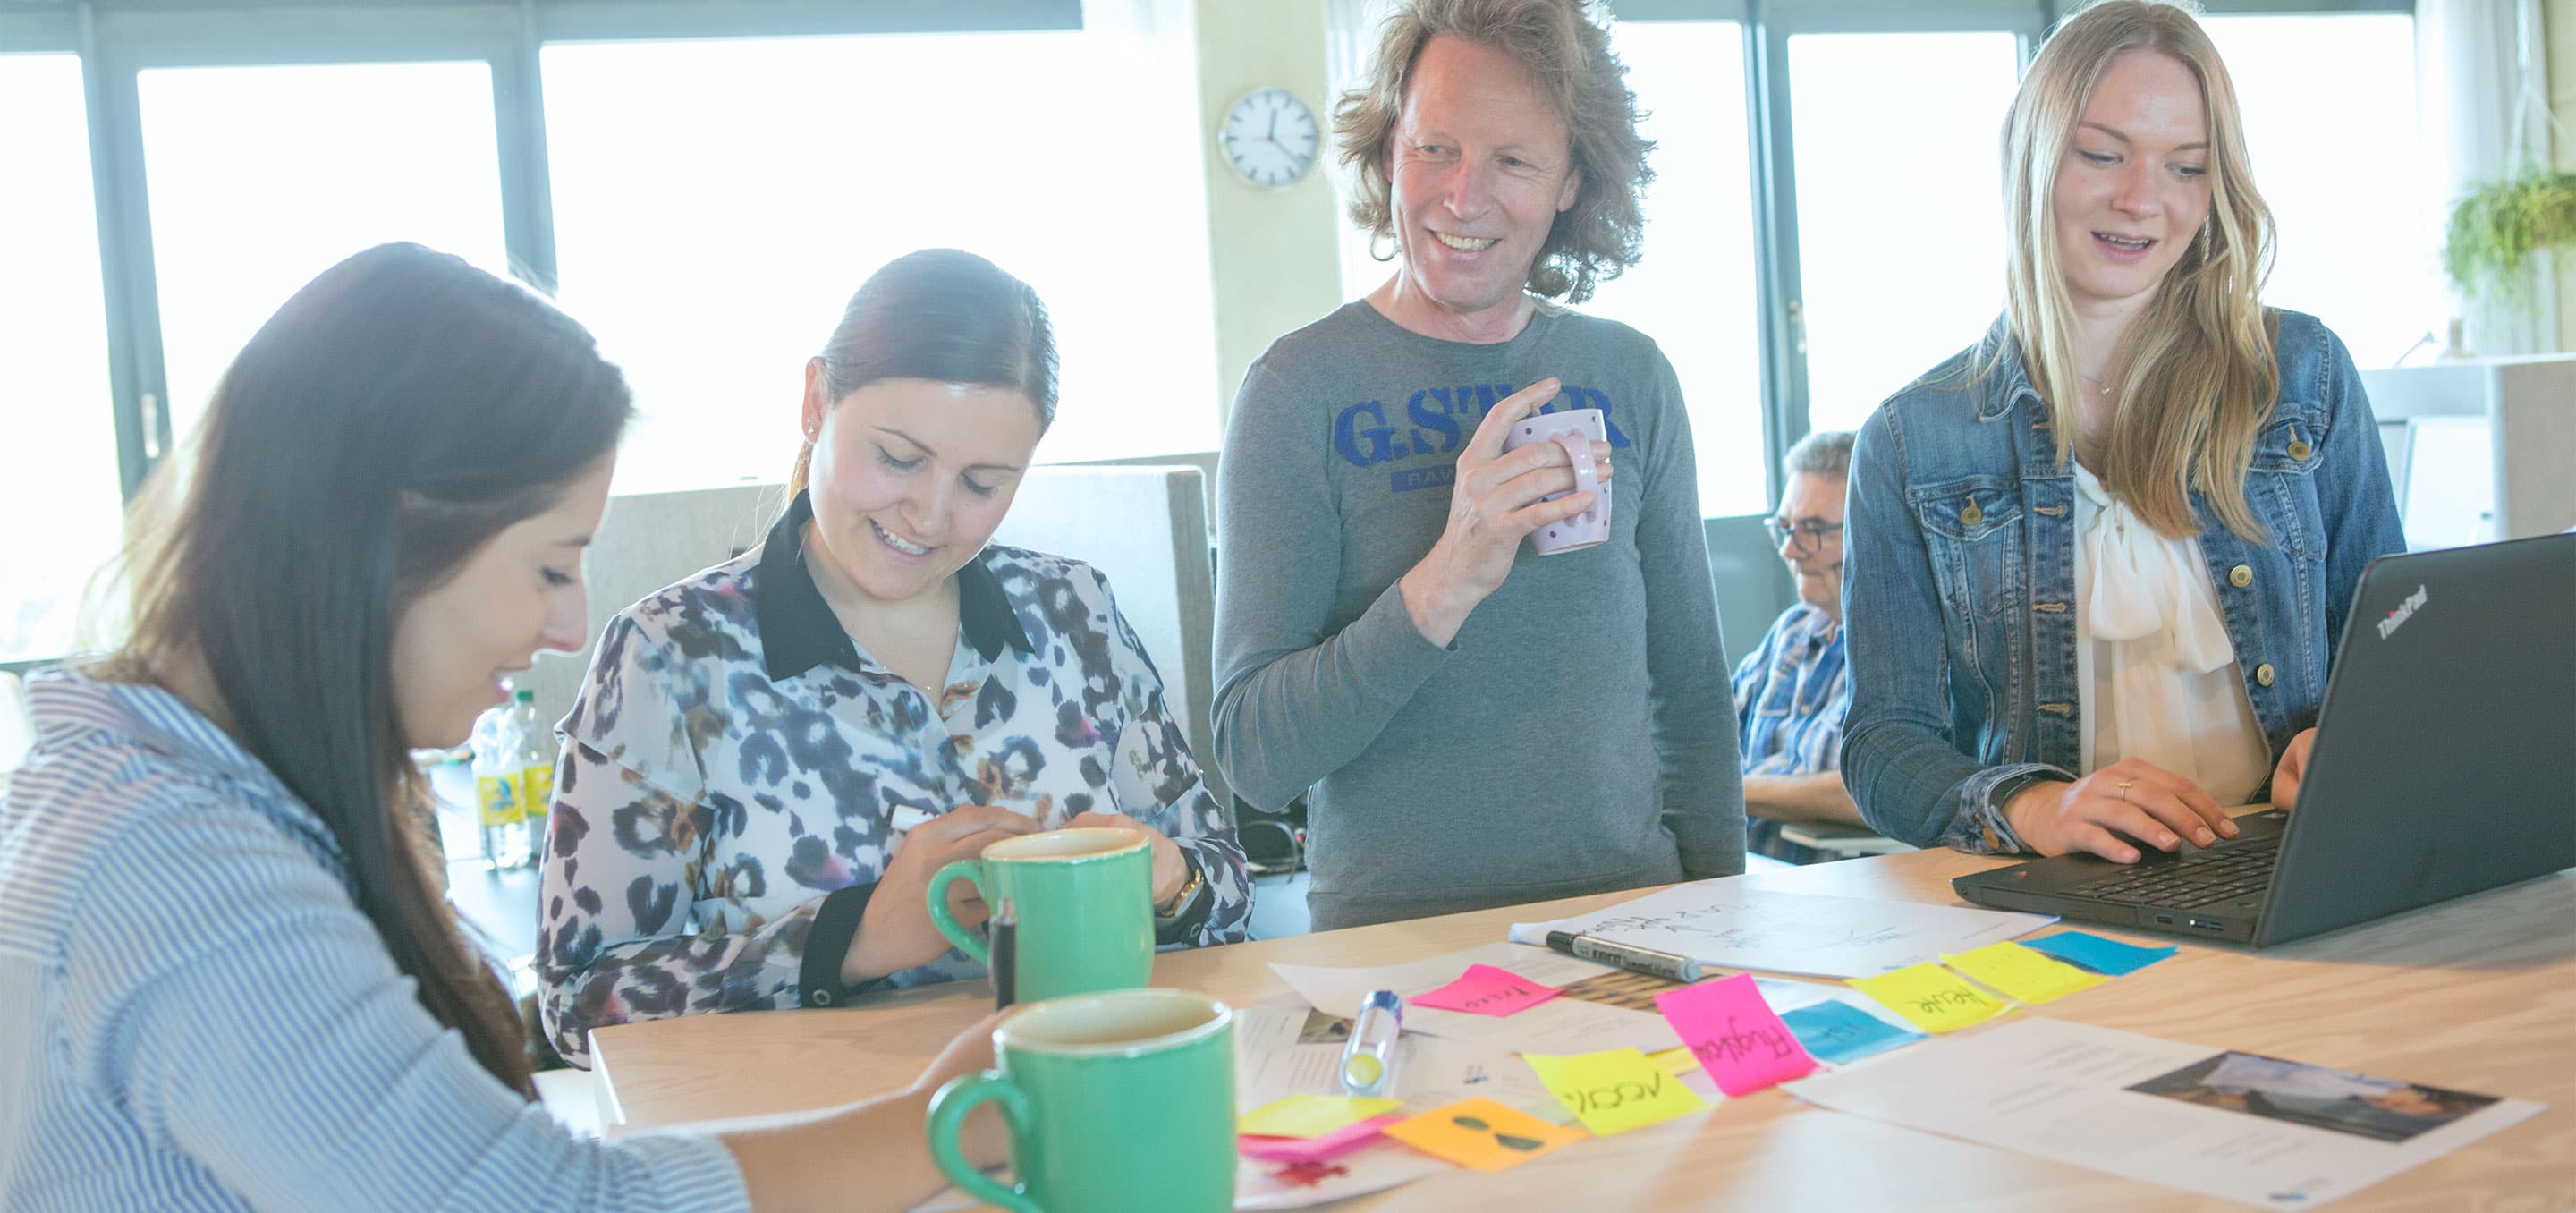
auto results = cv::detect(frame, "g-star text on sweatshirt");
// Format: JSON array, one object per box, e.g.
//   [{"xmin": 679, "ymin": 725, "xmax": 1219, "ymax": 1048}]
[{"xmin": 1333, "ymin": 383, "xmax": 1633, "ymax": 493}]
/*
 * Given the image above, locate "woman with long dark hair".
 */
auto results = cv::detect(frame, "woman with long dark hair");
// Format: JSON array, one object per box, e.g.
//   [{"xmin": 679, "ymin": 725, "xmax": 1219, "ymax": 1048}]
[
  {"xmin": 536, "ymin": 249, "xmax": 1250, "ymax": 1065},
  {"xmin": 0, "ymin": 242, "xmax": 1001, "ymax": 1209}
]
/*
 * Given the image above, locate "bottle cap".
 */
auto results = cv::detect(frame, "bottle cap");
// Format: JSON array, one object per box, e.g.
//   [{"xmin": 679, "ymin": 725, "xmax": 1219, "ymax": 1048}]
[{"xmin": 514, "ymin": 689, "xmax": 535, "ymax": 703}]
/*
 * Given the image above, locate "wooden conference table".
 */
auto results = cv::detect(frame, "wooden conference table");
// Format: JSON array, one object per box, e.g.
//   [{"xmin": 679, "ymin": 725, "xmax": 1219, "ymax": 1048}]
[{"xmin": 589, "ymin": 844, "xmax": 2576, "ymax": 1209}]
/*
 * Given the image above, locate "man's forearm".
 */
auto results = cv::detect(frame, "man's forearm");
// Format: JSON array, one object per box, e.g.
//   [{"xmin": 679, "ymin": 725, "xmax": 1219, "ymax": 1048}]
[{"xmin": 1741, "ymin": 770, "xmax": 1866, "ymax": 826}]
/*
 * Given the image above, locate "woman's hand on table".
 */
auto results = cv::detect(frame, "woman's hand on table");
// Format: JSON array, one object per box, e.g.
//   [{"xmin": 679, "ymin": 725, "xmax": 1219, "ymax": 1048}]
[
  {"xmin": 843, "ymin": 806, "xmax": 1040, "ymax": 984},
  {"xmin": 2002, "ymin": 757, "xmax": 2238, "ymax": 864},
  {"xmin": 1064, "ymin": 810, "xmax": 1189, "ymax": 905}
]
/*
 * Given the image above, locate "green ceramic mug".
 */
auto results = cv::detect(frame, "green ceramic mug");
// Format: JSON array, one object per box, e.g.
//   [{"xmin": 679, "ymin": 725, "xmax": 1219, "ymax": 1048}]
[
  {"xmin": 927, "ymin": 827, "xmax": 1155, "ymax": 1003},
  {"xmin": 927, "ymin": 988, "xmax": 1236, "ymax": 1213}
]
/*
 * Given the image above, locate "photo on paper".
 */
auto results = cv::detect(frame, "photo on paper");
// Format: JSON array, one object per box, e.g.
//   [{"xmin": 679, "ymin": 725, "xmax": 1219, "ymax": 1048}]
[
  {"xmin": 1297, "ymin": 1009, "xmax": 1353, "ymax": 1045},
  {"xmin": 2125, "ymin": 1051, "xmax": 2499, "ymax": 1143},
  {"xmin": 1552, "ymin": 968, "xmax": 1686, "ymax": 1014}
]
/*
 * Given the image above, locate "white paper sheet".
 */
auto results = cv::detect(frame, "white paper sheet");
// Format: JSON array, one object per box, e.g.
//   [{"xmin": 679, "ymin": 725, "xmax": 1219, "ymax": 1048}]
[
  {"xmin": 1270, "ymin": 940, "xmax": 1684, "ymax": 1055},
  {"xmin": 1783, "ymin": 1017, "xmax": 2547, "ymax": 1209},
  {"xmin": 1507, "ymin": 880, "xmax": 2055, "ymax": 979}
]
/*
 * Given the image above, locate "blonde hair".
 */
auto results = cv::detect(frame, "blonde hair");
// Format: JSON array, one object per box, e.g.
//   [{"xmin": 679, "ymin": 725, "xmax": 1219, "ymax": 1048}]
[
  {"xmin": 1333, "ymin": 0, "xmax": 1651, "ymax": 303},
  {"xmin": 1998, "ymin": 0, "xmax": 2277, "ymax": 539}
]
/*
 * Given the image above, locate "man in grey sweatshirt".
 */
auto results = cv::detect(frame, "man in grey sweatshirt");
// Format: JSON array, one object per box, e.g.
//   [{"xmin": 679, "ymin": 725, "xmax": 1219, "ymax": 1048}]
[{"xmin": 1211, "ymin": 0, "xmax": 1745, "ymax": 930}]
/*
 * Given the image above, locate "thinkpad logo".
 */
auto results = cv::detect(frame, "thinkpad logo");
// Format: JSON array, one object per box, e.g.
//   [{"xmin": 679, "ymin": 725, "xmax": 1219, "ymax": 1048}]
[{"xmin": 2376, "ymin": 584, "xmax": 2429, "ymax": 640}]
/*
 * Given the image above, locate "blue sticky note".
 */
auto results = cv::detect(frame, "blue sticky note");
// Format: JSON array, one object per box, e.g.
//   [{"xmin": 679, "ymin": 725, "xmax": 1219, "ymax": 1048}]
[
  {"xmin": 2020, "ymin": 930, "xmax": 2178, "ymax": 977},
  {"xmin": 1779, "ymin": 1000, "xmax": 1926, "ymax": 1066}
]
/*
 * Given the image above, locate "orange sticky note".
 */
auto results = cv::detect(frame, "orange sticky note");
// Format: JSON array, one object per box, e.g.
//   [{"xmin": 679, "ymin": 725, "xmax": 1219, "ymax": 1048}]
[
  {"xmin": 1382, "ymin": 1098, "xmax": 1588, "ymax": 1172},
  {"xmin": 1847, "ymin": 963, "xmax": 2012, "ymax": 1034}
]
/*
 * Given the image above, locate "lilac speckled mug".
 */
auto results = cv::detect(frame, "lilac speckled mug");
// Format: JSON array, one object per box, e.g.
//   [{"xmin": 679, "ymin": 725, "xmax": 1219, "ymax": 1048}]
[{"xmin": 1500, "ymin": 407, "xmax": 1610, "ymax": 555}]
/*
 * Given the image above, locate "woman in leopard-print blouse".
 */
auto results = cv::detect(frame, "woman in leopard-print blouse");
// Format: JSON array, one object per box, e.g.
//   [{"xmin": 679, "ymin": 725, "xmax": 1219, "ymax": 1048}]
[{"xmin": 536, "ymin": 250, "xmax": 1250, "ymax": 1066}]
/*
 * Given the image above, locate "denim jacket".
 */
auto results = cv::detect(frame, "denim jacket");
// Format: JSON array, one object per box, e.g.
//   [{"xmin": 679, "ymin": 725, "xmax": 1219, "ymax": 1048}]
[{"xmin": 1840, "ymin": 310, "xmax": 2406, "ymax": 853}]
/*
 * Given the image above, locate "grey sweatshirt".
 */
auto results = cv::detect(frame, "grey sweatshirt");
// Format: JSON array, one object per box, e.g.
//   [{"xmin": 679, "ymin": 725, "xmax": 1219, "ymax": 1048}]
[{"xmin": 1213, "ymin": 301, "xmax": 1746, "ymax": 930}]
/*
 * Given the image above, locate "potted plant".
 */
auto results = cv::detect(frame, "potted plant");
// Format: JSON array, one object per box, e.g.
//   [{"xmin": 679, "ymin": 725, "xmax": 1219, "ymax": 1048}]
[{"xmin": 2444, "ymin": 170, "xmax": 2576, "ymax": 310}]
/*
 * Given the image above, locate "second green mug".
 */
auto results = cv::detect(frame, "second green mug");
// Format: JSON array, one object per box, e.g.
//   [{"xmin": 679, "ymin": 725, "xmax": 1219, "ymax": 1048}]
[
  {"xmin": 928, "ymin": 988, "xmax": 1236, "ymax": 1213},
  {"xmin": 928, "ymin": 827, "xmax": 1155, "ymax": 1003}
]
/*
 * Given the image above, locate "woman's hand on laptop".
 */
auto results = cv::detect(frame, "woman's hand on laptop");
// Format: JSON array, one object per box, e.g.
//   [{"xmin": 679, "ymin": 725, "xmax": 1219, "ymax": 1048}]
[
  {"xmin": 2003, "ymin": 758, "xmax": 2241, "ymax": 863},
  {"xmin": 2268, "ymin": 728, "xmax": 2318, "ymax": 810}
]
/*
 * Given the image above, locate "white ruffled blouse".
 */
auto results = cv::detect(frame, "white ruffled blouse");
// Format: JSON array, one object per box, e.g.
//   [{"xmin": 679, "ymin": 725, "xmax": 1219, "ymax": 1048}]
[{"xmin": 2071, "ymin": 462, "xmax": 2273, "ymax": 804}]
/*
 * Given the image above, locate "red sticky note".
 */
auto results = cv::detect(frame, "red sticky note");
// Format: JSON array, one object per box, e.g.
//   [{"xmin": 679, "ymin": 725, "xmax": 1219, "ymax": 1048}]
[
  {"xmin": 1652, "ymin": 973, "xmax": 1818, "ymax": 1097},
  {"xmin": 1238, "ymin": 1114, "xmax": 1402, "ymax": 1163},
  {"xmin": 1412, "ymin": 964, "xmax": 1563, "ymax": 1016}
]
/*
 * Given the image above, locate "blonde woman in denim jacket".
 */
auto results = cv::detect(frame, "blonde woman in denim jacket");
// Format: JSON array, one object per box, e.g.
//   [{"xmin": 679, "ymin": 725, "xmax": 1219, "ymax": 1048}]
[{"xmin": 1840, "ymin": 1, "xmax": 2404, "ymax": 864}]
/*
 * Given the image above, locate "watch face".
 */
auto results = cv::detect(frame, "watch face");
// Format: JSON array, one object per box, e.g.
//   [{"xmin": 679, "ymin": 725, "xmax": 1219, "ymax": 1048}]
[{"xmin": 1220, "ymin": 87, "xmax": 1318, "ymax": 189}]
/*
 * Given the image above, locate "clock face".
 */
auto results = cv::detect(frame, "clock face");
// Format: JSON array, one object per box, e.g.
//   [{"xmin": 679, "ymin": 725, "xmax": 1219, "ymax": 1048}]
[{"xmin": 1220, "ymin": 87, "xmax": 1319, "ymax": 189}]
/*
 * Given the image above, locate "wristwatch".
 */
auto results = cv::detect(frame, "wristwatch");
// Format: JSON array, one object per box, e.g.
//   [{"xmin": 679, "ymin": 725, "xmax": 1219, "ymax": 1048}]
[{"xmin": 1155, "ymin": 855, "xmax": 1206, "ymax": 918}]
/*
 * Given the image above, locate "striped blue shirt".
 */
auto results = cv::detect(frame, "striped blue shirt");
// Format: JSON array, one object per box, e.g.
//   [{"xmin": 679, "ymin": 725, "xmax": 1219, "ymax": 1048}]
[
  {"xmin": 0, "ymin": 668, "xmax": 748, "ymax": 1211},
  {"xmin": 1729, "ymin": 603, "xmax": 1852, "ymax": 861}
]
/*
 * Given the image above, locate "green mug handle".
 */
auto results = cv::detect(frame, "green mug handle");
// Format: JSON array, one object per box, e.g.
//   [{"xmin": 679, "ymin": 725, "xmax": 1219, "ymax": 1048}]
[
  {"xmin": 927, "ymin": 1071, "xmax": 1038, "ymax": 1213},
  {"xmin": 927, "ymin": 859, "xmax": 992, "ymax": 964}
]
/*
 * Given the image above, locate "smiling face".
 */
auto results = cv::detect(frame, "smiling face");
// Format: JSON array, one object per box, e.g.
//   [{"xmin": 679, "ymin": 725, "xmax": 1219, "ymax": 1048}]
[
  {"xmin": 801, "ymin": 369, "xmax": 1045, "ymax": 609},
  {"xmin": 2051, "ymin": 48, "xmax": 2215, "ymax": 319},
  {"xmin": 1379, "ymin": 34, "xmax": 1583, "ymax": 343},
  {"xmin": 388, "ymin": 457, "xmax": 612, "ymax": 749}
]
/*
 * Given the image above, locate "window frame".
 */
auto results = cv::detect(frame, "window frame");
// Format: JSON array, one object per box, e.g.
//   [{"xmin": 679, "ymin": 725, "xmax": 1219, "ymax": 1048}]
[{"xmin": 0, "ymin": 0, "xmax": 2416, "ymax": 674}]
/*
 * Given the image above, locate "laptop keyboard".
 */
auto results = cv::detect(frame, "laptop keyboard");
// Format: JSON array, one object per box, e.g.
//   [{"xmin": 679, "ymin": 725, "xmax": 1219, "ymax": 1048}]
[{"xmin": 2068, "ymin": 844, "xmax": 2278, "ymax": 909}]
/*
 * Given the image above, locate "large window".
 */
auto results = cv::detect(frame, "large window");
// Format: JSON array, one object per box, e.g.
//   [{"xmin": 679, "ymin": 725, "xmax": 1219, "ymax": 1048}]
[
  {"xmin": 0, "ymin": 55, "xmax": 121, "ymax": 665},
  {"xmin": 1788, "ymin": 30, "xmax": 2022, "ymax": 437},
  {"xmin": 2202, "ymin": 13, "xmax": 2436, "ymax": 368},
  {"xmin": 545, "ymin": 27, "xmax": 1218, "ymax": 494},
  {"xmin": 1591, "ymin": 20, "xmax": 1766, "ymax": 517},
  {"xmin": 138, "ymin": 61, "xmax": 511, "ymax": 444}
]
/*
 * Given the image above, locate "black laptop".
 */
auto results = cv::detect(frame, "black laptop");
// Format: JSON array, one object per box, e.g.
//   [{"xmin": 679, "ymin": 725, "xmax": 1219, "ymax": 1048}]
[{"xmin": 1953, "ymin": 532, "xmax": 2576, "ymax": 946}]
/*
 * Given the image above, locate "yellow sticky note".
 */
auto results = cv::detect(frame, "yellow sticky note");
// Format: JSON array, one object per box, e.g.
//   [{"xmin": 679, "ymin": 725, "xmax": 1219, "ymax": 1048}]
[
  {"xmin": 1647, "ymin": 1046, "xmax": 1700, "ymax": 1077},
  {"xmin": 1522, "ymin": 1048, "xmax": 1711, "ymax": 1136},
  {"xmin": 1847, "ymin": 963, "xmax": 2013, "ymax": 1034},
  {"xmin": 1940, "ymin": 940, "xmax": 2107, "ymax": 1005},
  {"xmin": 1382, "ymin": 1097, "xmax": 1588, "ymax": 1172},
  {"xmin": 1236, "ymin": 1094, "xmax": 1403, "ymax": 1139}
]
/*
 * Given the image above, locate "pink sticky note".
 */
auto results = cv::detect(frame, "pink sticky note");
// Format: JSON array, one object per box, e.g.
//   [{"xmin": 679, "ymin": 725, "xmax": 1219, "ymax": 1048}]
[
  {"xmin": 1652, "ymin": 973, "xmax": 1818, "ymax": 1097},
  {"xmin": 1412, "ymin": 963, "xmax": 1563, "ymax": 1016},
  {"xmin": 1239, "ymin": 1114, "xmax": 1402, "ymax": 1162}
]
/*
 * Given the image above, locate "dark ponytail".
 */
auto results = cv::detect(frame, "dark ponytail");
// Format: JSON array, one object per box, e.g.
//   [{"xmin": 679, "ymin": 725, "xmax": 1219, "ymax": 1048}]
[
  {"xmin": 112, "ymin": 242, "xmax": 632, "ymax": 1096},
  {"xmin": 789, "ymin": 248, "xmax": 1057, "ymax": 495}
]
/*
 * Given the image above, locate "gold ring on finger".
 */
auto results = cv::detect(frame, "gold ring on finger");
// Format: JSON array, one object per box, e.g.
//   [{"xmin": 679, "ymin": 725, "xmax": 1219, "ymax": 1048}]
[{"xmin": 2117, "ymin": 777, "xmax": 2136, "ymax": 804}]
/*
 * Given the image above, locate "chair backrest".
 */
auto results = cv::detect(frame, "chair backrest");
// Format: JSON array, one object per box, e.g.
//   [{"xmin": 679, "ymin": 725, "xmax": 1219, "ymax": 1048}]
[
  {"xmin": 520, "ymin": 483, "xmax": 780, "ymax": 734},
  {"xmin": 1702, "ymin": 515, "xmax": 1794, "ymax": 671},
  {"xmin": 989, "ymin": 464, "xmax": 1224, "ymax": 804},
  {"xmin": 525, "ymin": 466, "xmax": 1225, "ymax": 803}
]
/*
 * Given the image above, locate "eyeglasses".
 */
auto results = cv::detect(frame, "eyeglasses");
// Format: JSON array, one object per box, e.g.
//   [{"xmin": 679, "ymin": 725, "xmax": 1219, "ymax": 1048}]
[{"xmin": 1764, "ymin": 517, "xmax": 1843, "ymax": 555}]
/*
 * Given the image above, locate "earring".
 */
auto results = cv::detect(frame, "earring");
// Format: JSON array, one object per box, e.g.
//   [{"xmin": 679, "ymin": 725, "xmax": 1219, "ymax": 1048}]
[{"xmin": 1368, "ymin": 230, "xmax": 1398, "ymax": 262}]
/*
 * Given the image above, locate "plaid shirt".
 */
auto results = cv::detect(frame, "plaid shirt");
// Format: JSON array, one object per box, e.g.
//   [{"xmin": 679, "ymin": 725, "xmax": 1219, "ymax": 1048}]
[{"xmin": 1730, "ymin": 602, "xmax": 1852, "ymax": 860}]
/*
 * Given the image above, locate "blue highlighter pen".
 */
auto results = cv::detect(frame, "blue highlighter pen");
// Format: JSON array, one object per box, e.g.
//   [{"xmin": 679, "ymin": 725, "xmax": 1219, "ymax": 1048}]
[{"xmin": 1339, "ymin": 989, "xmax": 1402, "ymax": 1098}]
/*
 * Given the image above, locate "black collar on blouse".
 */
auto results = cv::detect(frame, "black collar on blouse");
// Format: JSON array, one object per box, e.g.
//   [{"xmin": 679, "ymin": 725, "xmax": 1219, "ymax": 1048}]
[{"xmin": 755, "ymin": 490, "xmax": 1034, "ymax": 682}]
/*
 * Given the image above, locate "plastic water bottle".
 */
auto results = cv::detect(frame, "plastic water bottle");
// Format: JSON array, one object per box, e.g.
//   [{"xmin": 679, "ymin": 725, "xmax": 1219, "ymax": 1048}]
[
  {"xmin": 471, "ymin": 693, "xmax": 531, "ymax": 870},
  {"xmin": 508, "ymin": 689, "xmax": 555, "ymax": 869}
]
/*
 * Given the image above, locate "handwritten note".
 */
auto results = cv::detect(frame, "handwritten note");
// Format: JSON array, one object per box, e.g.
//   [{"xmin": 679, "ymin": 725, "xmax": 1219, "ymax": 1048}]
[
  {"xmin": 1236, "ymin": 1094, "xmax": 1404, "ymax": 1139},
  {"xmin": 1240, "ymin": 1114, "xmax": 1402, "ymax": 1163},
  {"xmin": 2019, "ymin": 930, "xmax": 2177, "ymax": 977},
  {"xmin": 1848, "ymin": 963, "xmax": 2012, "ymax": 1034},
  {"xmin": 1522, "ymin": 1048, "xmax": 1712, "ymax": 1135},
  {"xmin": 1653, "ymin": 974, "xmax": 1818, "ymax": 1096},
  {"xmin": 1411, "ymin": 963, "xmax": 1563, "ymax": 1017},
  {"xmin": 1382, "ymin": 1098, "xmax": 1588, "ymax": 1172},
  {"xmin": 1778, "ymin": 1000, "xmax": 1927, "ymax": 1065},
  {"xmin": 1940, "ymin": 941, "xmax": 2107, "ymax": 1005}
]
